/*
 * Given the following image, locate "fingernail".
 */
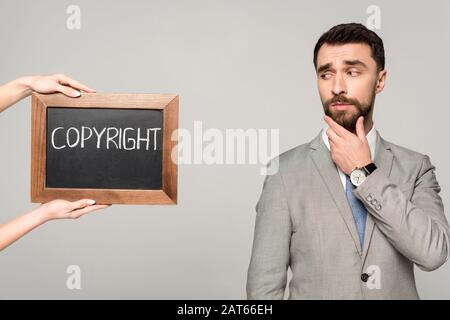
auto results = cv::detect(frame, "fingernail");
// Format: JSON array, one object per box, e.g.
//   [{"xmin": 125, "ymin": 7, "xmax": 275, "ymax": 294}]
[
  {"xmin": 73, "ymin": 91, "xmax": 81, "ymax": 97},
  {"xmin": 87, "ymin": 199, "xmax": 96, "ymax": 205}
]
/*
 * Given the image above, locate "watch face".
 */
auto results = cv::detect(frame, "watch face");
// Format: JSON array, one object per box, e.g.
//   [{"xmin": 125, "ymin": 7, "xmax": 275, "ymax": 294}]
[{"xmin": 350, "ymin": 169, "xmax": 367, "ymax": 186}]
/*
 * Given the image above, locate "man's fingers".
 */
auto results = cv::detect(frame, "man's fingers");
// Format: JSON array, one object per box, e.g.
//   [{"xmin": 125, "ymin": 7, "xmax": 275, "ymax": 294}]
[
  {"xmin": 326, "ymin": 128, "xmax": 342, "ymax": 144},
  {"xmin": 324, "ymin": 115, "xmax": 349, "ymax": 137},
  {"xmin": 56, "ymin": 74, "xmax": 96, "ymax": 93},
  {"xmin": 56, "ymin": 84, "xmax": 81, "ymax": 97},
  {"xmin": 355, "ymin": 116, "xmax": 366, "ymax": 141},
  {"xmin": 329, "ymin": 137, "xmax": 336, "ymax": 147}
]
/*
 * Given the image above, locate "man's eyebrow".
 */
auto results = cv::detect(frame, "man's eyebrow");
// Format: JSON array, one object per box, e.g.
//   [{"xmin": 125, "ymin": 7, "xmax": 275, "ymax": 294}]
[
  {"xmin": 343, "ymin": 59, "xmax": 368, "ymax": 68},
  {"xmin": 317, "ymin": 63, "xmax": 332, "ymax": 74}
]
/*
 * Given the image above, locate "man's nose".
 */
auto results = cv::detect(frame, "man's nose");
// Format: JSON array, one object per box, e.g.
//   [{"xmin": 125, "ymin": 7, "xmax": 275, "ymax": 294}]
[{"xmin": 331, "ymin": 74, "xmax": 347, "ymax": 96}]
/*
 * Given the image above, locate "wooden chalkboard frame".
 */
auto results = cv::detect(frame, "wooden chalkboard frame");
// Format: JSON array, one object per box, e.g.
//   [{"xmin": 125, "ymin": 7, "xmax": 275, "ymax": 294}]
[{"xmin": 31, "ymin": 93, "xmax": 178, "ymax": 205}]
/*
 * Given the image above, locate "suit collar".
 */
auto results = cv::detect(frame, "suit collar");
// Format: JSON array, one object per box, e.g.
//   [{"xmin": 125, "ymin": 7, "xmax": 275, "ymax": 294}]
[{"xmin": 309, "ymin": 127, "xmax": 389, "ymax": 152}]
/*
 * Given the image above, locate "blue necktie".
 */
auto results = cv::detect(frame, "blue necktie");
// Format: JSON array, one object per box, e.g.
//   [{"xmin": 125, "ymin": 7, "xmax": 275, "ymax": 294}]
[{"xmin": 345, "ymin": 175, "xmax": 368, "ymax": 248}]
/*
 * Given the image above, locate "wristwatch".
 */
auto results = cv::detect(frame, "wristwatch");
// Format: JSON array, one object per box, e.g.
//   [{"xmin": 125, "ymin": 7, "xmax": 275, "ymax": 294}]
[{"xmin": 350, "ymin": 163, "xmax": 377, "ymax": 187}]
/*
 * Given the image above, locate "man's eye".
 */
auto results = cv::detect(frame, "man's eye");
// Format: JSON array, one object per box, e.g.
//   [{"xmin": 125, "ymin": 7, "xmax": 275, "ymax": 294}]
[
  {"xmin": 348, "ymin": 70, "xmax": 360, "ymax": 77},
  {"xmin": 320, "ymin": 73, "xmax": 331, "ymax": 80}
]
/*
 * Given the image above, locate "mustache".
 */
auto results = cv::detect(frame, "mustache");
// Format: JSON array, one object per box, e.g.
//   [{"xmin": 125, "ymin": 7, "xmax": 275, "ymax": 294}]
[{"xmin": 325, "ymin": 95, "xmax": 360, "ymax": 108}]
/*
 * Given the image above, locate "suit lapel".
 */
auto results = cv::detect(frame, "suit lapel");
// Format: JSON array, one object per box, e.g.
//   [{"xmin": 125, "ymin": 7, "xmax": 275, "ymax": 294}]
[
  {"xmin": 309, "ymin": 131, "xmax": 363, "ymax": 255},
  {"xmin": 361, "ymin": 131, "xmax": 393, "ymax": 262},
  {"xmin": 309, "ymin": 130, "xmax": 394, "ymax": 258}
]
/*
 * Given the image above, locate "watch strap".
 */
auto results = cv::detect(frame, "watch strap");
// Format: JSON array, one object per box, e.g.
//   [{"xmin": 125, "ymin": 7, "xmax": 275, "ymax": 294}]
[{"xmin": 362, "ymin": 162, "xmax": 377, "ymax": 175}]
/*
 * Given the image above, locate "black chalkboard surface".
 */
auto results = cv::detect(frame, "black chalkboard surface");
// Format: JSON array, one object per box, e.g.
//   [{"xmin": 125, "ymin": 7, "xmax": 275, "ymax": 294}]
[
  {"xmin": 31, "ymin": 93, "xmax": 178, "ymax": 205},
  {"xmin": 46, "ymin": 107, "xmax": 163, "ymax": 189}
]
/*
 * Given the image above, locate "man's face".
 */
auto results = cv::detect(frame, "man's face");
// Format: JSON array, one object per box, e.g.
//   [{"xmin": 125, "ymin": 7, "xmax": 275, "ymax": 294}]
[{"xmin": 316, "ymin": 43, "xmax": 386, "ymax": 132}]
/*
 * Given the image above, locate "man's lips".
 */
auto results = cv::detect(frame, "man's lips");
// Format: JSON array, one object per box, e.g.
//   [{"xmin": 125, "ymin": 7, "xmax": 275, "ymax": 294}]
[{"xmin": 330, "ymin": 103, "xmax": 353, "ymax": 111}]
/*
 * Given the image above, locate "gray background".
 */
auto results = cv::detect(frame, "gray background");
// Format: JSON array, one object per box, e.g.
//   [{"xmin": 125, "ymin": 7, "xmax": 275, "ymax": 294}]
[{"xmin": 0, "ymin": 0, "xmax": 449, "ymax": 299}]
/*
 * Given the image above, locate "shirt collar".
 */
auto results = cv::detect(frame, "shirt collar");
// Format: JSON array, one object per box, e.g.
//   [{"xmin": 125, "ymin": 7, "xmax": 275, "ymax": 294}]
[{"xmin": 321, "ymin": 122, "xmax": 377, "ymax": 161}]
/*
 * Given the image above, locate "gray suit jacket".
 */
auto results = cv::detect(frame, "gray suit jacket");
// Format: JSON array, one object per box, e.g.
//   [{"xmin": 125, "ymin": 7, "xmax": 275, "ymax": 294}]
[{"xmin": 247, "ymin": 130, "xmax": 449, "ymax": 299}]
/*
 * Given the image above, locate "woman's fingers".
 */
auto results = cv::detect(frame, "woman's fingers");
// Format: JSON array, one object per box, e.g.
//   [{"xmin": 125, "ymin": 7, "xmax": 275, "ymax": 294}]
[
  {"xmin": 56, "ymin": 74, "xmax": 96, "ymax": 93},
  {"xmin": 56, "ymin": 84, "xmax": 81, "ymax": 97},
  {"xmin": 69, "ymin": 204, "xmax": 110, "ymax": 219},
  {"xmin": 70, "ymin": 199, "xmax": 97, "ymax": 210}
]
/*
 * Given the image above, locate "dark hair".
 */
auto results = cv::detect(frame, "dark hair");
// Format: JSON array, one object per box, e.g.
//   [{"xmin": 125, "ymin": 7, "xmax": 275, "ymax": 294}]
[{"xmin": 313, "ymin": 23, "xmax": 385, "ymax": 71}]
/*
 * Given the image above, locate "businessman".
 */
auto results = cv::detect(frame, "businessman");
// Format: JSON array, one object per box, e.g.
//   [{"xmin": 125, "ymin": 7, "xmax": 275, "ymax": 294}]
[{"xmin": 247, "ymin": 23, "xmax": 449, "ymax": 299}]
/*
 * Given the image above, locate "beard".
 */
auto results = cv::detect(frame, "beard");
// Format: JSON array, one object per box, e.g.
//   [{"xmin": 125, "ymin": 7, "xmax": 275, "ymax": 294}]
[{"xmin": 322, "ymin": 89, "xmax": 376, "ymax": 132}]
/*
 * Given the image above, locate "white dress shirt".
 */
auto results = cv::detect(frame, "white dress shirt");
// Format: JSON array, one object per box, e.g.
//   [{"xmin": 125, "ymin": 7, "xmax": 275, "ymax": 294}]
[{"xmin": 321, "ymin": 123, "xmax": 377, "ymax": 191}]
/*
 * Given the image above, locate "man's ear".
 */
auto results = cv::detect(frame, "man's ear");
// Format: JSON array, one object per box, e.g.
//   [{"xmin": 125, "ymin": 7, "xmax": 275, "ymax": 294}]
[{"xmin": 375, "ymin": 69, "xmax": 387, "ymax": 94}]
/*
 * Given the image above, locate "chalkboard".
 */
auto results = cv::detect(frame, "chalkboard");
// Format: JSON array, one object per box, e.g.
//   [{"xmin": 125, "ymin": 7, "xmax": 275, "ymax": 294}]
[
  {"xmin": 31, "ymin": 93, "xmax": 178, "ymax": 205},
  {"xmin": 46, "ymin": 107, "xmax": 163, "ymax": 190}
]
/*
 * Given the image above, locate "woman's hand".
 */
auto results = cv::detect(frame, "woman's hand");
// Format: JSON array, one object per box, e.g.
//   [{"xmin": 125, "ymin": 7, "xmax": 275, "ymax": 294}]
[
  {"xmin": 37, "ymin": 199, "xmax": 110, "ymax": 222},
  {"xmin": 0, "ymin": 199, "xmax": 110, "ymax": 251},
  {"xmin": 27, "ymin": 74, "xmax": 96, "ymax": 97},
  {"xmin": 0, "ymin": 73, "xmax": 95, "ymax": 113}
]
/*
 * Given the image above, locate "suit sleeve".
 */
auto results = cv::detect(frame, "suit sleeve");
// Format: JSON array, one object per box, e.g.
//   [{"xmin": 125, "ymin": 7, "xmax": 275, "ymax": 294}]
[
  {"xmin": 247, "ymin": 168, "xmax": 292, "ymax": 299},
  {"xmin": 354, "ymin": 155, "xmax": 450, "ymax": 271}
]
